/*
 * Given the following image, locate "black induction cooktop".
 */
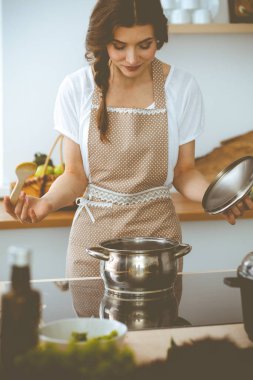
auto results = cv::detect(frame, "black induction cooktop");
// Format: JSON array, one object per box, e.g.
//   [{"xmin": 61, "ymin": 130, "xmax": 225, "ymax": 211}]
[{"xmin": 23, "ymin": 270, "xmax": 242, "ymax": 331}]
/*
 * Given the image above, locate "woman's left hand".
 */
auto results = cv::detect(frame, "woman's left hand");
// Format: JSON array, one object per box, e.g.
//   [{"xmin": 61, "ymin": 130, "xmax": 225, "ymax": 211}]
[{"xmin": 222, "ymin": 195, "xmax": 253, "ymax": 225}]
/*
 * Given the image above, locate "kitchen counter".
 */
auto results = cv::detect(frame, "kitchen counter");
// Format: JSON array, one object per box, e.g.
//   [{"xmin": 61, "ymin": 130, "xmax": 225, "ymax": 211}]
[
  {"xmin": 126, "ymin": 323, "xmax": 253, "ymax": 363},
  {"xmin": 1, "ymin": 271, "xmax": 253, "ymax": 365},
  {"xmin": 1, "ymin": 193, "xmax": 253, "ymax": 229}
]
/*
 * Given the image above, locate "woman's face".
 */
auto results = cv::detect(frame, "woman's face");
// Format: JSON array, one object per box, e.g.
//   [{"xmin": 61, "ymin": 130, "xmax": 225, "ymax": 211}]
[{"xmin": 107, "ymin": 24, "xmax": 157, "ymax": 78}]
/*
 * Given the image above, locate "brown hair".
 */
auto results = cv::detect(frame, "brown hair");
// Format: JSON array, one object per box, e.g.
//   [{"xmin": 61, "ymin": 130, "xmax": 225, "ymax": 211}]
[{"xmin": 85, "ymin": 0, "xmax": 168, "ymax": 142}]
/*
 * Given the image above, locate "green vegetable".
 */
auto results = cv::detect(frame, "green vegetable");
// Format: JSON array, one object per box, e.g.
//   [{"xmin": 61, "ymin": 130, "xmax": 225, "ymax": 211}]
[
  {"xmin": 0, "ymin": 339, "xmax": 136, "ymax": 380},
  {"xmin": 71, "ymin": 329, "xmax": 118, "ymax": 343},
  {"xmin": 91, "ymin": 329, "xmax": 118, "ymax": 341},
  {"xmin": 71, "ymin": 331, "xmax": 88, "ymax": 342}
]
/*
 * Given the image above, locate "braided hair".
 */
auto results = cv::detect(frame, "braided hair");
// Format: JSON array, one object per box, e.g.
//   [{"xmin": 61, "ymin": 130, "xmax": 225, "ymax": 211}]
[{"xmin": 85, "ymin": 0, "xmax": 168, "ymax": 142}]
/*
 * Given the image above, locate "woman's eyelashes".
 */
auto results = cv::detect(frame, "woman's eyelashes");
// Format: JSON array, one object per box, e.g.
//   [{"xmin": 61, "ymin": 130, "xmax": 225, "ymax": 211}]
[
  {"xmin": 112, "ymin": 43, "xmax": 125, "ymax": 50},
  {"xmin": 139, "ymin": 42, "xmax": 153, "ymax": 49},
  {"xmin": 112, "ymin": 42, "xmax": 153, "ymax": 51}
]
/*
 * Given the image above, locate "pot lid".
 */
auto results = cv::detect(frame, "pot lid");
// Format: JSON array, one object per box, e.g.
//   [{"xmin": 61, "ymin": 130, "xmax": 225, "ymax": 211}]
[
  {"xmin": 238, "ymin": 252, "xmax": 253, "ymax": 280},
  {"xmin": 202, "ymin": 156, "xmax": 253, "ymax": 214}
]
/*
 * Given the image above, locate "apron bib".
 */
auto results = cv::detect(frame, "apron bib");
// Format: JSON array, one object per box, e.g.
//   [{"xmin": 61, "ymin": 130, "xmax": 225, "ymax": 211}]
[{"xmin": 66, "ymin": 58, "xmax": 182, "ymax": 279}]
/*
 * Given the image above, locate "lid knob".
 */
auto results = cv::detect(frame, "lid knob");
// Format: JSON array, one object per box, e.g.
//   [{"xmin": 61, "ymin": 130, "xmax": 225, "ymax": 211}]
[{"xmin": 238, "ymin": 252, "xmax": 253, "ymax": 279}]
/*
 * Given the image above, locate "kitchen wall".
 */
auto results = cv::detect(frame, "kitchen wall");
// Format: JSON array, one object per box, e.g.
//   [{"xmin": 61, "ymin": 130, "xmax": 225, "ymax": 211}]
[
  {"xmin": 1, "ymin": 0, "xmax": 95, "ymax": 190},
  {"xmin": 0, "ymin": 0, "xmax": 3, "ymax": 187},
  {"xmin": 1, "ymin": 0, "xmax": 253, "ymax": 187},
  {"xmin": 0, "ymin": 0, "xmax": 253, "ymax": 279},
  {"xmin": 1, "ymin": 218, "xmax": 253, "ymax": 281}
]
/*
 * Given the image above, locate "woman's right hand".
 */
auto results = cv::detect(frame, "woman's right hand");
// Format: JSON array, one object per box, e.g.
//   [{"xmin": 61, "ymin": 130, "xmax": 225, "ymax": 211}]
[{"xmin": 3, "ymin": 191, "xmax": 53, "ymax": 224}]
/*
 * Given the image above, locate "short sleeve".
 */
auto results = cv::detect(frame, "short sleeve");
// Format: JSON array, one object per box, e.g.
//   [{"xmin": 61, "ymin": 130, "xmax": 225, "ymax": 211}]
[
  {"xmin": 54, "ymin": 76, "xmax": 80, "ymax": 144},
  {"xmin": 178, "ymin": 76, "xmax": 205, "ymax": 146}
]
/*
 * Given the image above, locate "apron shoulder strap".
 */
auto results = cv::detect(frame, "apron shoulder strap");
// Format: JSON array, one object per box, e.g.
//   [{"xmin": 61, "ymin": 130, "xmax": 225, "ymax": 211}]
[{"xmin": 152, "ymin": 58, "xmax": 167, "ymax": 109}]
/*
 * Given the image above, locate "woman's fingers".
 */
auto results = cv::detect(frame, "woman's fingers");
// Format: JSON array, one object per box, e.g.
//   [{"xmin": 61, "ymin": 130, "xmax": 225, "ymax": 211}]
[
  {"xmin": 3, "ymin": 196, "xmax": 18, "ymax": 219},
  {"xmin": 14, "ymin": 191, "xmax": 26, "ymax": 218},
  {"xmin": 26, "ymin": 197, "xmax": 39, "ymax": 223},
  {"xmin": 222, "ymin": 195, "xmax": 253, "ymax": 225},
  {"xmin": 28, "ymin": 208, "xmax": 38, "ymax": 223},
  {"xmin": 230, "ymin": 204, "xmax": 243, "ymax": 217},
  {"xmin": 235, "ymin": 201, "xmax": 244, "ymax": 213},
  {"xmin": 19, "ymin": 197, "xmax": 40, "ymax": 224},
  {"xmin": 20, "ymin": 196, "xmax": 32, "ymax": 223},
  {"xmin": 243, "ymin": 195, "xmax": 253, "ymax": 210},
  {"xmin": 4, "ymin": 193, "xmax": 41, "ymax": 224},
  {"xmin": 222, "ymin": 210, "xmax": 236, "ymax": 225},
  {"xmin": 4, "ymin": 192, "xmax": 36, "ymax": 223}
]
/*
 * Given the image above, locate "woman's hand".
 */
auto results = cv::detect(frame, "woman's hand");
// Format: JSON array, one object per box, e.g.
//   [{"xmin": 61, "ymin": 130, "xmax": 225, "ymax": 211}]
[
  {"xmin": 3, "ymin": 191, "xmax": 53, "ymax": 224},
  {"xmin": 222, "ymin": 195, "xmax": 253, "ymax": 225}
]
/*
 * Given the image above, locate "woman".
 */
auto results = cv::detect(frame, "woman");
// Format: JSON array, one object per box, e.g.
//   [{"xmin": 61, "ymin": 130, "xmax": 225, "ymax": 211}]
[{"xmin": 4, "ymin": 0, "xmax": 253, "ymax": 279}]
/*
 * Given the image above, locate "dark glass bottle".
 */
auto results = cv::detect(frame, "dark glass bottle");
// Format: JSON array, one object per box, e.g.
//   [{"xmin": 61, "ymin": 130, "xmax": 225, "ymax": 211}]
[{"xmin": 0, "ymin": 247, "xmax": 41, "ymax": 369}]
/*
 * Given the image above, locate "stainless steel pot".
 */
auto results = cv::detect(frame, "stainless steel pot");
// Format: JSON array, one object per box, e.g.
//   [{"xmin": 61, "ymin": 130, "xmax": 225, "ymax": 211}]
[
  {"xmin": 99, "ymin": 291, "xmax": 178, "ymax": 330},
  {"xmin": 86, "ymin": 237, "xmax": 191, "ymax": 296},
  {"xmin": 99, "ymin": 292, "xmax": 191, "ymax": 330}
]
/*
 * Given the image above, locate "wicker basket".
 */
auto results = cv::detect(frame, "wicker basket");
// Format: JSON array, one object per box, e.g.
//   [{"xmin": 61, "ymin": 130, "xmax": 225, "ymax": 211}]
[{"xmin": 10, "ymin": 135, "xmax": 64, "ymax": 198}]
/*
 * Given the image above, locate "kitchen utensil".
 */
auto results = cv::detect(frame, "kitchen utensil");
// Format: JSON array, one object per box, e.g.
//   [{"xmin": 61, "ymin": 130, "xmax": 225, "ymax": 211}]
[
  {"xmin": 86, "ymin": 237, "xmax": 191, "ymax": 296},
  {"xmin": 10, "ymin": 162, "xmax": 37, "ymax": 206},
  {"xmin": 202, "ymin": 156, "xmax": 253, "ymax": 214},
  {"xmin": 224, "ymin": 252, "xmax": 253, "ymax": 341},
  {"xmin": 39, "ymin": 317, "xmax": 127, "ymax": 348}
]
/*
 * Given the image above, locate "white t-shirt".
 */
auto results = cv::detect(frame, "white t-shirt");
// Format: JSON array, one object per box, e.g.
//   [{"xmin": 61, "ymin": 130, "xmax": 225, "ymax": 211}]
[{"xmin": 54, "ymin": 64, "xmax": 204, "ymax": 186}]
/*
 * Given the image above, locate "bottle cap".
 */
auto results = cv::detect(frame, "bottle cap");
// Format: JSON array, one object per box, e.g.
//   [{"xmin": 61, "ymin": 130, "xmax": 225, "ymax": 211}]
[{"xmin": 8, "ymin": 246, "xmax": 31, "ymax": 267}]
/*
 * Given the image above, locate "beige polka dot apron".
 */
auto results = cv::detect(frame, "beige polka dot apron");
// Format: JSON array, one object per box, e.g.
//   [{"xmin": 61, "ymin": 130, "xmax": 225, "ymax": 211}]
[{"xmin": 66, "ymin": 58, "xmax": 182, "ymax": 281}]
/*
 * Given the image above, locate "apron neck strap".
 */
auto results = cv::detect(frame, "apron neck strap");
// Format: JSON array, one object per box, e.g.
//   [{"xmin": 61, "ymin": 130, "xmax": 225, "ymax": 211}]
[{"xmin": 91, "ymin": 57, "xmax": 167, "ymax": 109}]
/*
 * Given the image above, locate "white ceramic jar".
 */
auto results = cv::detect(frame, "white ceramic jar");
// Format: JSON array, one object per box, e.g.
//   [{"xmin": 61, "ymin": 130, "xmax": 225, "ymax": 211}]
[
  {"xmin": 180, "ymin": 0, "xmax": 200, "ymax": 10},
  {"xmin": 192, "ymin": 8, "xmax": 211, "ymax": 23},
  {"xmin": 170, "ymin": 9, "xmax": 192, "ymax": 23},
  {"xmin": 160, "ymin": 0, "xmax": 177, "ymax": 10}
]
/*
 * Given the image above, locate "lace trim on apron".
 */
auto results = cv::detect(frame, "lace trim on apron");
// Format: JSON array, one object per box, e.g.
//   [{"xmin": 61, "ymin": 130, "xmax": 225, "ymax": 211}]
[
  {"xmin": 91, "ymin": 104, "xmax": 166, "ymax": 115},
  {"xmin": 73, "ymin": 184, "xmax": 171, "ymax": 224}
]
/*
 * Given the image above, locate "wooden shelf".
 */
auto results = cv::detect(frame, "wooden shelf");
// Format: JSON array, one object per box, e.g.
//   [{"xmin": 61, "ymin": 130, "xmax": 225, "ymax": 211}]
[
  {"xmin": 168, "ymin": 23, "xmax": 253, "ymax": 34},
  {"xmin": 1, "ymin": 194, "xmax": 253, "ymax": 229}
]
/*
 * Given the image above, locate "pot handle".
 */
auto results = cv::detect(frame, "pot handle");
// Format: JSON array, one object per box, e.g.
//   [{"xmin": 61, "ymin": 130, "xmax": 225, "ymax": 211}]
[
  {"xmin": 223, "ymin": 277, "xmax": 241, "ymax": 288},
  {"xmin": 174, "ymin": 243, "xmax": 192, "ymax": 259},
  {"xmin": 86, "ymin": 247, "xmax": 109, "ymax": 261}
]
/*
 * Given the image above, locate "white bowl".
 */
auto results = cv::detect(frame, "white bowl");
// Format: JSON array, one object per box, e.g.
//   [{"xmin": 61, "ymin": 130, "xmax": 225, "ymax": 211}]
[{"xmin": 39, "ymin": 318, "xmax": 127, "ymax": 348}]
